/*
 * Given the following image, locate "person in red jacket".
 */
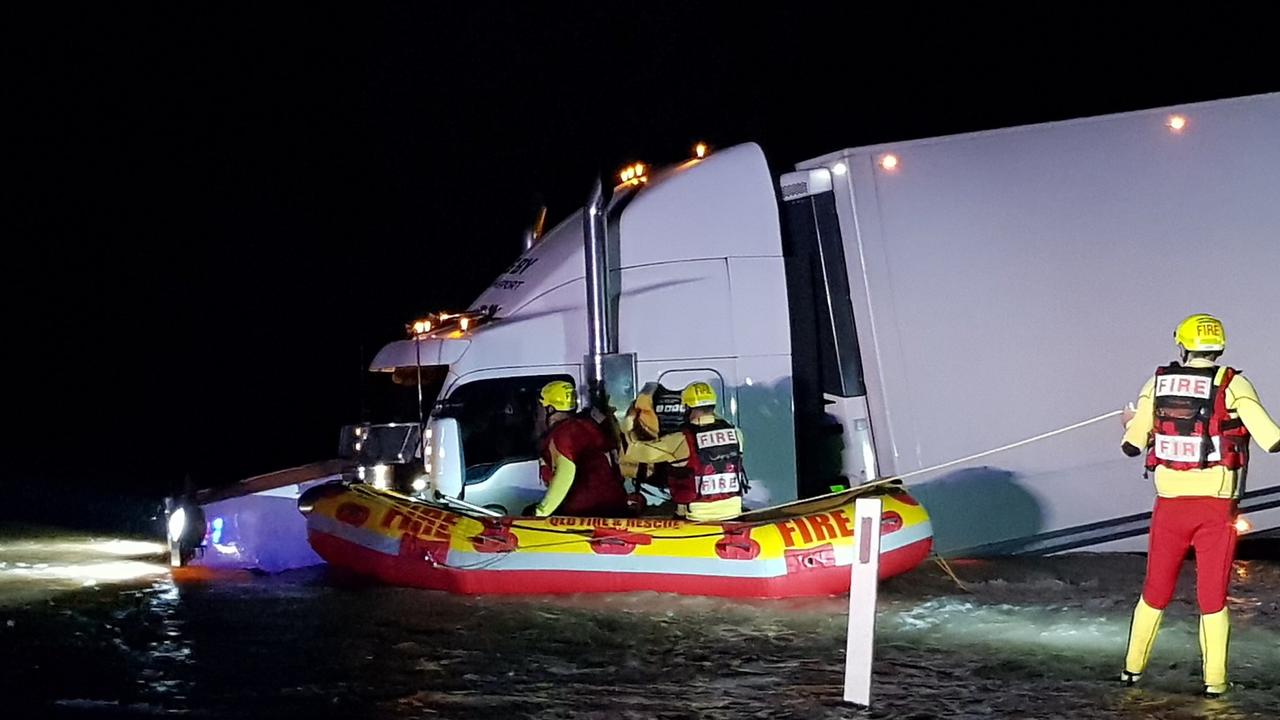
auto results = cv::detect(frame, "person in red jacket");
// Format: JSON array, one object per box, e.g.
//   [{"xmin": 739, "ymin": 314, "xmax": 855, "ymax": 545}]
[{"xmin": 532, "ymin": 380, "xmax": 628, "ymax": 517}]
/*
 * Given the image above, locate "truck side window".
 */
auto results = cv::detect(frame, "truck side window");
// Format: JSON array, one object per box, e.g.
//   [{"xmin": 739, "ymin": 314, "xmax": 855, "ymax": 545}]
[{"xmin": 443, "ymin": 374, "xmax": 575, "ymax": 473}]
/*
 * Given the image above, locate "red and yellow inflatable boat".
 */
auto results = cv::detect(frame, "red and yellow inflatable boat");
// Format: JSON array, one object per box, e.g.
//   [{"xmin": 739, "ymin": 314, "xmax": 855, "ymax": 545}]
[{"xmin": 300, "ymin": 482, "xmax": 932, "ymax": 598}]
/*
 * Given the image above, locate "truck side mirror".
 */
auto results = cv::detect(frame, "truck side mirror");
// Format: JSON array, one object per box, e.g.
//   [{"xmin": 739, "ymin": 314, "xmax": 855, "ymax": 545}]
[{"xmin": 426, "ymin": 417, "xmax": 465, "ymax": 499}]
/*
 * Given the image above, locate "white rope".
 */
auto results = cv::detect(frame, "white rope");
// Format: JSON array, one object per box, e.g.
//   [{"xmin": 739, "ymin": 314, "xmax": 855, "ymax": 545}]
[
  {"xmin": 736, "ymin": 409, "xmax": 1126, "ymax": 520},
  {"xmin": 893, "ymin": 409, "xmax": 1124, "ymax": 482}
]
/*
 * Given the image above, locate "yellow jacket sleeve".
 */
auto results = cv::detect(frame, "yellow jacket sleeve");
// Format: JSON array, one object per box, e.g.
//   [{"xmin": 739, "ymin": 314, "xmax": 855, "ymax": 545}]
[
  {"xmin": 620, "ymin": 431, "xmax": 690, "ymax": 468},
  {"xmin": 1227, "ymin": 374, "xmax": 1280, "ymax": 452},
  {"xmin": 1122, "ymin": 376, "xmax": 1156, "ymax": 449},
  {"xmin": 535, "ymin": 440, "xmax": 576, "ymax": 516}
]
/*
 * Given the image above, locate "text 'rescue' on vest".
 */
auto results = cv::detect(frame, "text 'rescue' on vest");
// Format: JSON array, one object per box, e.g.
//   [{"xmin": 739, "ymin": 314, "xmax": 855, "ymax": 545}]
[{"xmin": 1145, "ymin": 363, "xmax": 1251, "ymax": 473}]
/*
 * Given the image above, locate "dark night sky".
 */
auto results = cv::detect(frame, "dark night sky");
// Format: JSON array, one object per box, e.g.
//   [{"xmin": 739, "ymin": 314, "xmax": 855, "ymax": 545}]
[{"xmin": 4, "ymin": 6, "xmax": 1276, "ymax": 506}]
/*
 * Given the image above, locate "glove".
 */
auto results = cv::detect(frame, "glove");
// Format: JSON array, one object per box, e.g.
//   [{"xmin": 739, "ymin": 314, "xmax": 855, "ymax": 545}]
[
  {"xmin": 1121, "ymin": 441, "xmax": 1143, "ymax": 458},
  {"xmin": 1122, "ymin": 402, "xmax": 1138, "ymax": 428}
]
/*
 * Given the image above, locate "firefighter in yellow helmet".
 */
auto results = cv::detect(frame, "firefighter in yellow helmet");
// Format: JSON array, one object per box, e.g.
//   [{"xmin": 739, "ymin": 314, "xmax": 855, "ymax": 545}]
[
  {"xmin": 620, "ymin": 381, "xmax": 747, "ymax": 521},
  {"xmin": 1119, "ymin": 314, "xmax": 1280, "ymax": 697},
  {"xmin": 531, "ymin": 380, "xmax": 628, "ymax": 517}
]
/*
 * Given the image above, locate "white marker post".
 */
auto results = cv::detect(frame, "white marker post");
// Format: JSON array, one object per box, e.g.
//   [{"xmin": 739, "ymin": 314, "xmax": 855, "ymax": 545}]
[{"xmin": 844, "ymin": 496, "xmax": 882, "ymax": 707}]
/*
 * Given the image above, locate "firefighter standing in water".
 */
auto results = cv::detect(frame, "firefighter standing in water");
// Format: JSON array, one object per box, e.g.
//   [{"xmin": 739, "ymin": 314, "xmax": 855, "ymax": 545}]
[
  {"xmin": 622, "ymin": 381, "xmax": 747, "ymax": 521},
  {"xmin": 1119, "ymin": 314, "xmax": 1280, "ymax": 697},
  {"xmin": 532, "ymin": 380, "xmax": 629, "ymax": 517}
]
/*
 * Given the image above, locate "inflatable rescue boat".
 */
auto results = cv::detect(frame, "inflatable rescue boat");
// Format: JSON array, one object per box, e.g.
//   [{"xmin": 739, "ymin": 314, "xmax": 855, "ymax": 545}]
[{"xmin": 300, "ymin": 481, "xmax": 932, "ymax": 598}]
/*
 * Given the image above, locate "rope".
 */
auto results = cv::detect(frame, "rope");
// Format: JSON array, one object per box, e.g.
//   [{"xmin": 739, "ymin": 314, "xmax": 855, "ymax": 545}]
[
  {"xmin": 894, "ymin": 409, "xmax": 1123, "ymax": 482},
  {"xmin": 738, "ymin": 409, "xmax": 1123, "ymax": 519},
  {"xmin": 932, "ymin": 554, "xmax": 971, "ymax": 593}
]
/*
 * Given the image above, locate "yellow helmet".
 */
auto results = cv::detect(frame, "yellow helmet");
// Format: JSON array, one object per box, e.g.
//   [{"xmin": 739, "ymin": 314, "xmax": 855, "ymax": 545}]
[
  {"xmin": 539, "ymin": 380, "xmax": 577, "ymax": 412},
  {"xmin": 1174, "ymin": 313, "xmax": 1226, "ymax": 353},
  {"xmin": 680, "ymin": 381, "xmax": 717, "ymax": 409}
]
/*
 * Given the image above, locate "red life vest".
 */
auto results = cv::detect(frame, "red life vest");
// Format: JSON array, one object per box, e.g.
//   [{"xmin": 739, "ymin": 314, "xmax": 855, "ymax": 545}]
[
  {"xmin": 1145, "ymin": 364, "xmax": 1250, "ymax": 472},
  {"xmin": 668, "ymin": 418, "xmax": 746, "ymax": 505}
]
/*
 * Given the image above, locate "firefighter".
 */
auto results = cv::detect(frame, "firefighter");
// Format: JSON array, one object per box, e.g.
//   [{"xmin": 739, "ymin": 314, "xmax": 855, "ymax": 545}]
[
  {"xmin": 532, "ymin": 380, "xmax": 629, "ymax": 518},
  {"xmin": 1119, "ymin": 314, "xmax": 1280, "ymax": 697},
  {"xmin": 622, "ymin": 381, "xmax": 747, "ymax": 521},
  {"xmin": 673, "ymin": 381, "xmax": 748, "ymax": 521}
]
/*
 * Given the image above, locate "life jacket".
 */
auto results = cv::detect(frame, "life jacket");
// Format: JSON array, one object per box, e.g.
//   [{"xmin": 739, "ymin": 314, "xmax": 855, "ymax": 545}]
[
  {"xmin": 1145, "ymin": 364, "xmax": 1250, "ymax": 472},
  {"xmin": 651, "ymin": 384, "xmax": 687, "ymax": 436},
  {"xmin": 670, "ymin": 418, "xmax": 746, "ymax": 505}
]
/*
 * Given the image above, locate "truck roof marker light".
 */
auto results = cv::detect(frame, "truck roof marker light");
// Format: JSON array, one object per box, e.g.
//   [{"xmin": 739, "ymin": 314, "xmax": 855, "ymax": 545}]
[
  {"xmin": 694, "ymin": 142, "xmax": 708, "ymax": 159},
  {"xmin": 619, "ymin": 162, "xmax": 648, "ymax": 186},
  {"xmin": 880, "ymin": 154, "xmax": 899, "ymax": 171},
  {"xmin": 832, "ymin": 162, "xmax": 848, "ymax": 176},
  {"xmin": 1167, "ymin": 115, "xmax": 1187, "ymax": 132},
  {"xmin": 409, "ymin": 306, "xmax": 494, "ymax": 338}
]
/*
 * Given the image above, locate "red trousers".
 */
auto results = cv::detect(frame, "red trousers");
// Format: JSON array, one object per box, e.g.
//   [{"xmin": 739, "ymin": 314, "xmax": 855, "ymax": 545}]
[{"xmin": 1141, "ymin": 497, "xmax": 1237, "ymax": 614}]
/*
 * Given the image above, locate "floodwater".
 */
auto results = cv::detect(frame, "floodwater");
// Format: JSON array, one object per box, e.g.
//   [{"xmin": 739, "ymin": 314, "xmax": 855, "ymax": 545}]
[{"xmin": 2, "ymin": 526, "xmax": 1277, "ymax": 719}]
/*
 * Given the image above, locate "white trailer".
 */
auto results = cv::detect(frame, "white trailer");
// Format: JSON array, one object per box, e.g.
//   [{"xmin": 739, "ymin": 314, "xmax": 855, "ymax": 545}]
[{"xmin": 783, "ymin": 92, "xmax": 1278, "ymax": 553}]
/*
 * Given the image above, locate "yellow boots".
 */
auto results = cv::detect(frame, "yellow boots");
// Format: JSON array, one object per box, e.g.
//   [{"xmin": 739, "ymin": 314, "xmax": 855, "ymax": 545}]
[{"xmin": 1121, "ymin": 599, "xmax": 1231, "ymax": 697}]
